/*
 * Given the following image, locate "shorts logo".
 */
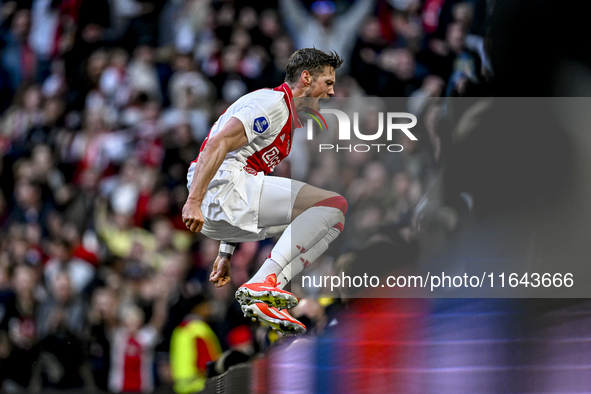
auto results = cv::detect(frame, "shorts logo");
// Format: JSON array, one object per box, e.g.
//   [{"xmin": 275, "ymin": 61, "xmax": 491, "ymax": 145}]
[
  {"xmin": 243, "ymin": 166, "xmax": 257, "ymax": 175},
  {"xmin": 253, "ymin": 117, "xmax": 269, "ymax": 133}
]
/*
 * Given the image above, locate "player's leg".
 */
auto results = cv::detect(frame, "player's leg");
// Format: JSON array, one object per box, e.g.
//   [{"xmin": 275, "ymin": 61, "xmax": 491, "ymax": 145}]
[
  {"xmin": 237, "ymin": 179, "xmax": 346, "ymax": 307},
  {"xmin": 261, "ymin": 216, "xmax": 343, "ymax": 334},
  {"xmin": 290, "ymin": 184, "xmax": 345, "ymax": 220},
  {"xmin": 276, "ymin": 218, "xmax": 344, "ymax": 289},
  {"xmin": 264, "ymin": 184, "xmax": 347, "ymax": 278},
  {"xmin": 249, "ymin": 183, "xmax": 346, "ymax": 285},
  {"xmin": 235, "ymin": 176, "xmax": 303, "ymax": 308},
  {"xmin": 237, "ymin": 179, "xmax": 346, "ymax": 334}
]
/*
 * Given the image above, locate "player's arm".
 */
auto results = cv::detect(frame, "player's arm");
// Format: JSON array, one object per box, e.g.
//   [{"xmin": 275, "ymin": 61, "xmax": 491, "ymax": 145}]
[
  {"xmin": 209, "ymin": 241, "xmax": 237, "ymax": 287},
  {"xmin": 182, "ymin": 117, "xmax": 248, "ymax": 233}
]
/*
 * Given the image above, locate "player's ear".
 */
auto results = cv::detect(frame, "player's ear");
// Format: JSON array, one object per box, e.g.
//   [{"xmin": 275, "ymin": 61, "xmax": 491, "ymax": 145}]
[{"xmin": 301, "ymin": 70, "xmax": 312, "ymax": 86}]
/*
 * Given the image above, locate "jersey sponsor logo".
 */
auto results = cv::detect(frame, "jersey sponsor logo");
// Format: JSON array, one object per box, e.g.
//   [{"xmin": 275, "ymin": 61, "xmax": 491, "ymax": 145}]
[
  {"xmin": 253, "ymin": 117, "xmax": 269, "ymax": 133},
  {"xmin": 262, "ymin": 146, "xmax": 281, "ymax": 170}
]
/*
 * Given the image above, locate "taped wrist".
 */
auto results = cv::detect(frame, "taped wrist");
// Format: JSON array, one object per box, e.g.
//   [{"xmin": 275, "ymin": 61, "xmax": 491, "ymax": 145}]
[{"xmin": 219, "ymin": 242, "xmax": 237, "ymax": 258}]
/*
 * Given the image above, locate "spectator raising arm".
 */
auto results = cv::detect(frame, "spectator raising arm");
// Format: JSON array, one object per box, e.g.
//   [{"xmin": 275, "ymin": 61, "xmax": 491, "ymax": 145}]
[
  {"xmin": 279, "ymin": 0, "xmax": 376, "ymax": 72},
  {"xmin": 279, "ymin": 0, "xmax": 309, "ymax": 36}
]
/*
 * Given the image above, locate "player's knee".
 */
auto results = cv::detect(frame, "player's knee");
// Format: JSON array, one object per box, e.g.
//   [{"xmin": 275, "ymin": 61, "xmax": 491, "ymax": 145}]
[
  {"xmin": 313, "ymin": 194, "xmax": 348, "ymax": 215},
  {"xmin": 333, "ymin": 217, "xmax": 345, "ymax": 233}
]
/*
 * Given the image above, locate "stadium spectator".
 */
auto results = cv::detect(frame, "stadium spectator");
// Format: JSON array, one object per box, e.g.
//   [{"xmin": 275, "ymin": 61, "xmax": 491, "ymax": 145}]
[
  {"xmin": 0, "ymin": 264, "xmax": 39, "ymax": 390},
  {"xmin": 44, "ymin": 236, "xmax": 95, "ymax": 294},
  {"xmin": 165, "ymin": 51, "xmax": 214, "ymax": 140},
  {"xmin": 279, "ymin": 0, "xmax": 377, "ymax": 73},
  {"xmin": 169, "ymin": 303, "xmax": 221, "ymax": 394},
  {"xmin": 35, "ymin": 270, "xmax": 91, "ymax": 390},
  {"xmin": 127, "ymin": 45, "xmax": 164, "ymax": 104},
  {"xmin": 122, "ymin": 0, "xmax": 166, "ymax": 50},
  {"xmin": 99, "ymin": 48, "xmax": 133, "ymax": 109},
  {"xmin": 0, "ymin": 9, "xmax": 35, "ymax": 93},
  {"xmin": 372, "ymin": 47, "xmax": 423, "ymax": 98},
  {"xmin": 108, "ymin": 298, "xmax": 166, "ymax": 393},
  {"xmin": 1, "ymin": 83, "xmax": 44, "ymax": 151},
  {"xmin": 87, "ymin": 286, "xmax": 118, "ymax": 391},
  {"xmin": 291, "ymin": 298, "xmax": 328, "ymax": 335},
  {"xmin": 208, "ymin": 325, "xmax": 254, "ymax": 377},
  {"xmin": 9, "ymin": 181, "xmax": 55, "ymax": 234},
  {"xmin": 349, "ymin": 16, "xmax": 389, "ymax": 93}
]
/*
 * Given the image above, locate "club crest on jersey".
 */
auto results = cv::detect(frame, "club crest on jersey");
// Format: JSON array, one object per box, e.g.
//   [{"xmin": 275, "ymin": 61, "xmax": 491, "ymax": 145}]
[{"xmin": 253, "ymin": 117, "xmax": 269, "ymax": 133}]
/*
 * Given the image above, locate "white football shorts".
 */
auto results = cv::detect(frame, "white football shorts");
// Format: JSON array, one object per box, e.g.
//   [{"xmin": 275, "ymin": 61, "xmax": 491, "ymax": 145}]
[{"xmin": 187, "ymin": 162, "xmax": 306, "ymax": 242}]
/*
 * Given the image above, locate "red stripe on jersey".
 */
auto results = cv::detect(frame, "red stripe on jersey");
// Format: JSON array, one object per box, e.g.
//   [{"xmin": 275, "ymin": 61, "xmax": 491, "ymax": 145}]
[
  {"xmin": 190, "ymin": 127, "xmax": 213, "ymax": 166},
  {"xmin": 333, "ymin": 222, "xmax": 345, "ymax": 232},
  {"xmin": 278, "ymin": 83, "xmax": 303, "ymax": 128},
  {"xmin": 190, "ymin": 107, "xmax": 230, "ymax": 165}
]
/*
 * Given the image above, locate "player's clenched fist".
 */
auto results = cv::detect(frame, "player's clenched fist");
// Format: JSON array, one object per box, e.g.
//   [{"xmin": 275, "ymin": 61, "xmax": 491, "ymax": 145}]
[
  {"xmin": 182, "ymin": 201, "xmax": 204, "ymax": 233},
  {"xmin": 209, "ymin": 255, "xmax": 231, "ymax": 287}
]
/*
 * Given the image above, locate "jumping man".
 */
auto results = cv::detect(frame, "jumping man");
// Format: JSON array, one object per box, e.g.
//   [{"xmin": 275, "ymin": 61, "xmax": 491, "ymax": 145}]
[{"xmin": 182, "ymin": 48, "xmax": 347, "ymax": 334}]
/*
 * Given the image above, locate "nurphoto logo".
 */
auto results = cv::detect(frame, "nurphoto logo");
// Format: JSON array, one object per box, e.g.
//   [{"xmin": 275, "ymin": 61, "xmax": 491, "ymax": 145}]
[{"xmin": 303, "ymin": 108, "xmax": 418, "ymax": 153}]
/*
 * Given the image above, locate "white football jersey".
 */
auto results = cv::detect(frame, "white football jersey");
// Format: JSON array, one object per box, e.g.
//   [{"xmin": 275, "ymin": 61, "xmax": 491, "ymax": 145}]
[{"xmin": 192, "ymin": 83, "xmax": 303, "ymax": 174}]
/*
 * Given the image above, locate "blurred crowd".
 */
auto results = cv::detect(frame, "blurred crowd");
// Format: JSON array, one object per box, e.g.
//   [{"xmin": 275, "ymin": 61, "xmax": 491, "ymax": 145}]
[{"xmin": 0, "ymin": 0, "xmax": 491, "ymax": 392}]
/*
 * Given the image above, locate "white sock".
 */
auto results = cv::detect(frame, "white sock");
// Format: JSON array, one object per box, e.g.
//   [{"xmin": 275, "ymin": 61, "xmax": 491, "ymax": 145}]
[
  {"xmin": 247, "ymin": 258, "xmax": 282, "ymax": 284},
  {"xmin": 270, "ymin": 206, "xmax": 343, "ymax": 270},
  {"xmin": 277, "ymin": 265, "xmax": 292, "ymax": 289},
  {"xmin": 277, "ymin": 223, "xmax": 343, "ymax": 289}
]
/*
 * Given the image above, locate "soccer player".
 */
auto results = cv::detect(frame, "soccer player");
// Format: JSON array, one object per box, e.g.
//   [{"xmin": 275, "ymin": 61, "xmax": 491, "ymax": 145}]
[{"xmin": 182, "ymin": 48, "xmax": 347, "ymax": 335}]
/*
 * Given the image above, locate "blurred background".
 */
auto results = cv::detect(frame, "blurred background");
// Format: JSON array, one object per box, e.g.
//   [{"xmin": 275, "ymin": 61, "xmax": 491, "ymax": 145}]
[{"xmin": 2, "ymin": 0, "xmax": 591, "ymax": 392}]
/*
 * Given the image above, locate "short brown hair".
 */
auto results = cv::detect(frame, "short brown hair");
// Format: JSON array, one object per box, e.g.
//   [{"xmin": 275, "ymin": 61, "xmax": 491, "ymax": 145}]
[{"xmin": 285, "ymin": 48, "xmax": 343, "ymax": 83}]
